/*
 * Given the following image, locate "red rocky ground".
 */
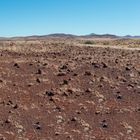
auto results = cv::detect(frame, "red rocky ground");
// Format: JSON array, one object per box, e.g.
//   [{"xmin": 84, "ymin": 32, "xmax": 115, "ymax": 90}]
[{"xmin": 0, "ymin": 41, "xmax": 140, "ymax": 140}]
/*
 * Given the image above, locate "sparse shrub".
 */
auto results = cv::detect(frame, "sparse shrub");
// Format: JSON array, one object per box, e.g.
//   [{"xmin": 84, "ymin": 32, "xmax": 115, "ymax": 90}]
[
  {"xmin": 84, "ymin": 41, "xmax": 95, "ymax": 45},
  {"xmin": 103, "ymin": 41, "xmax": 109, "ymax": 45}
]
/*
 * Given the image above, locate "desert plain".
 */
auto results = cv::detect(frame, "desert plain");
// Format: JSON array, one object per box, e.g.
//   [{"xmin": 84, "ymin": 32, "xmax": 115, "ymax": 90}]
[{"xmin": 0, "ymin": 36, "xmax": 139, "ymax": 140}]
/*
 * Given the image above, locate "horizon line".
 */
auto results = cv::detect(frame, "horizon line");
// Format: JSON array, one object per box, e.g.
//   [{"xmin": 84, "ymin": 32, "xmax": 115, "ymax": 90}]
[{"xmin": 0, "ymin": 33, "xmax": 140, "ymax": 38}]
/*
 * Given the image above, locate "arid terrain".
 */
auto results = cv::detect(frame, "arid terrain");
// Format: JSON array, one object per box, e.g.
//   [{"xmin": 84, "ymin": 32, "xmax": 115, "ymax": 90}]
[{"xmin": 0, "ymin": 37, "xmax": 140, "ymax": 140}]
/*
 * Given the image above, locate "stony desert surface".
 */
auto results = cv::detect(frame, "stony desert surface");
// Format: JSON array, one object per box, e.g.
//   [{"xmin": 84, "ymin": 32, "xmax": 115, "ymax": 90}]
[{"xmin": 0, "ymin": 38, "xmax": 140, "ymax": 140}]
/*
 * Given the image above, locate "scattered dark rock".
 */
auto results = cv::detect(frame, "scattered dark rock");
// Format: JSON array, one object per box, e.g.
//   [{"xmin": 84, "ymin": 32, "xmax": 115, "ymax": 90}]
[
  {"xmin": 7, "ymin": 100, "xmax": 13, "ymax": 105},
  {"xmin": 29, "ymin": 63, "xmax": 33, "ymax": 66},
  {"xmin": 128, "ymin": 84, "xmax": 134, "ymax": 88},
  {"xmin": 62, "ymin": 80, "xmax": 68, "ymax": 85},
  {"xmin": 101, "ymin": 120, "xmax": 108, "ymax": 128},
  {"xmin": 116, "ymin": 95, "xmax": 122, "ymax": 100},
  {"xmin": 67, "ymin": 89, "xmax": 73, "ymax": 94},
  {"xmin": 85, "ymin": 89, "xmax": 91, "ymax": 93},
  {"xmin": 5, "ymin": 119, "xmax": 10, "ymax": 124},
  {"xmin": 102, "ymin": 62, "xmax": 108, "ymax": 68},
  {"xmin": 14, "ymin": 63, "xmax": 20, "ymax": 68},
  {"xmin": 55, "ymin": 132, "xmax": 60, "ymax": 136},
  {"xmin": 98, "ymin": 84, "xmax": 103, "ymax": 88},
  {"xmin": 60, "ymin": 65, "xmax": 68, "ymax": 70},
  {"xmin": 13, "ymin": 84, "xmax": 16, "ymax": 86},
  {"xmin": 95, "ymin": 111, "xmax": 100, "ymax": 115},
  {"xmin": 126, "ymin": 67, "xmax": 131, "ymax": 71},
  {"xmin": 62, "ymin": 92, "xmax": 68, "ymax": 97},
  {"xmin": 34, "ymin": 122, "xmax": 42, "ymax": 130},
  {"xmin": 28, "ymin": 84, "xmax": 32, "ymax": 87},
  {"xmin": 55, "ymin": 106, "xmax": 61, "ymax": 112},
  {"xmin": 13, "ymin": 104, "xmax": 18, "ymax": 109},
  {"xmin": 36, "ymin": 69, "xmax": 42, "ymax": 74},
  {"xmin": 46, "ymin": 91, "xmax": 54, "ymax": 97},
  {"xmin": 49, "ymin": 97, "xmax": 54, "ymax": 102},
  {"xmin": 115, "ymin": 59, "xmax": 119, "ymax": 64},
  {"xmin": 73, "ymin": 73, "xmax": 78, "ymax": 76},
  {"xmin": 57, "ymin": 73, "xmax": 66, "ymax": 76},
  {"xmin": 84, "ymin": 71, "xmax": 92, "ymax": 76},
  {"xmin": 0, "ymin": 40, "xmax": 139, "ymax": 139},
  {"xmin": 36, "ymin": 78, "xmax": 41, "ymax": 83},
  {"xmin": 67, "ymin": 69, "xmax": 71, "ymax": 72},
  {"xmin": 92, "ymin": 62, "xmax": 100, "ymax": 68},
  {"xmin": 43, "ymin": 63, "xmax": 47, "ymax": 66},
  {"xmin": 71, "ymin": 117, "xmax": 77, "ymax": 122}
]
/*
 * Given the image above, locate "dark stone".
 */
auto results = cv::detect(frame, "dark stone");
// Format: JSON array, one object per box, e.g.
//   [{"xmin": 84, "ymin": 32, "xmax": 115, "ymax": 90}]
[
  {"xmin": 101, "ymin": 120, "xmax": 108, "ymax": 128},
  {"xmin": 73, "ymin": 73, "xmax": 78, "ymax": 76},
  {"xmin": 36, "ymin": 78, "xmax": 41, "ymax": 83},
  {"xmin": 67, "ymin": 89, "xmax": 73, "ymax": 94},
  {"xmin": 29, "ymin": 63, "xmax": 33, "ymax": 66},
  {"xmin": 115, "ymin": 59, "xmax": 119, "ymax": 64},
  {"xmin": 84, "ymin": 71, "xmax": 91, "ymax": 76},
  {"xmin": 13, "ymin": 104, "xmax": 18, "ymax": 109},
  {"xmin": 62, "ymin": 92, "xmax": 68, "ymax": 97},
  {"xmin": 102, "ymin": 123, "xmax": 108, "ymax": 128},
  {"xmin": 126, "ymin": 67, "xmax": 131, "ymax": 71},
  {"xmin": 7, "ymin": 100, "xmax": 13, "ymax": 105},
  {"xmin": 34, "ymin": 122, "xmax": 41, "ymax": 130},
  {"xmin": 43, "ymin": 63, "xmax": 47, "ymax": 66},
  {"xmin": 57, "ymin": 73, "xmax": 66, "ymax": 76},
  {"xmin": 46, "ymin": 91, "xmax": 54, "ymax": 97},
  {"xmin": 63, "ymin": 80, "xmax": 68, "ymax": 85},
  {"xmin": 36, "ymin": 69, "xmax": 42, "ymax": 74},
  {"xmin": 85, "ymin": 89, "xmax": 91, "ymax": 93},
  {"xmin": 102, "ymin": 62, "xmax": 108, "ymax": 68},
  {"xmin": 14, "ymin": 63, "xmax": 20, "ymax": 68},
  {"xmin": 60, "ymin": 65, "xmax": 67, "ymax": 70},
  {"xmin": 116, "ymin": 95, "xmax": 122, "ymax": 100},
  {"xmin": 55, "ymin": 132, "xmax": 59, "ymax": 136},
  {"xmin": 55, "ymin": 106, "xmax": 61, "ymax": 112},
  {"xmin": 92, "ymin": 62, "xmax": 100, "ymax": 68},
  {"xmin": 36, "ymin": 126, "xmax": 41, "ymax": 130},
  {"xmin": 95, "ymin": 111, "xmax": 100, "ymax": 115},
  {"xmin": 71, "ymin": 117, "xmax": 77, "ymax": 122},
  {"xmin": 5, "ymin": 119, "xmax": 10, "ymax": 124},
  {"xmin": 128, "ymin": 84, "xmax": 134, "ymax": 88},
  {"xmin": 28, "ymin": 84, "xmax": 32, "ymax": 87},
  {"xmin": 49, "ymin": 98, "xmax": 54, "ymax": 102}
]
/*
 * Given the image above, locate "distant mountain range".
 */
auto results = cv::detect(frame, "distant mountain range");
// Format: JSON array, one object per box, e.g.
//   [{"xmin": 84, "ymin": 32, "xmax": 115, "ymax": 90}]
[
  {"xmin": 0, "ymin": 33, "xmax": 140, "ymax": 40},
  {"xmin": 81, "ymin": 33, "xmax": 140, "ymax": 39}
]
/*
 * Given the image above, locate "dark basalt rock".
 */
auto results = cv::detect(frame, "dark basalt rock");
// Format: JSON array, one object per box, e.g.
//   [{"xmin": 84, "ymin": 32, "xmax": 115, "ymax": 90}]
[
  {"xmin": 36, "ymin": 69, "xmax": 42, "ymax": 74},
  {"xmin": 14, "ymin": 63, "xmax": 20, "ymax": 68},
  {"xmin": 46, "ymin": 91, "xmax": 54, "ymax": 97}
]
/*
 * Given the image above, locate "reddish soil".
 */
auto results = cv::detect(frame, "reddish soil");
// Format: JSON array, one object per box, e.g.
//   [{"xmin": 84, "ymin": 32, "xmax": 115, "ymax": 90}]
[{"xmin": 0, "ymin": 41, "xmax": 140, "ymax": 140}]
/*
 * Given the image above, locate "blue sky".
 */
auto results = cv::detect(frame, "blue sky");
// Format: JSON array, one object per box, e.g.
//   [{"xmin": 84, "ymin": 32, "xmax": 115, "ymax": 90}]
[{"xmin": 0, "ymin": 0, "xmax": 140, "ymax": 37}]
